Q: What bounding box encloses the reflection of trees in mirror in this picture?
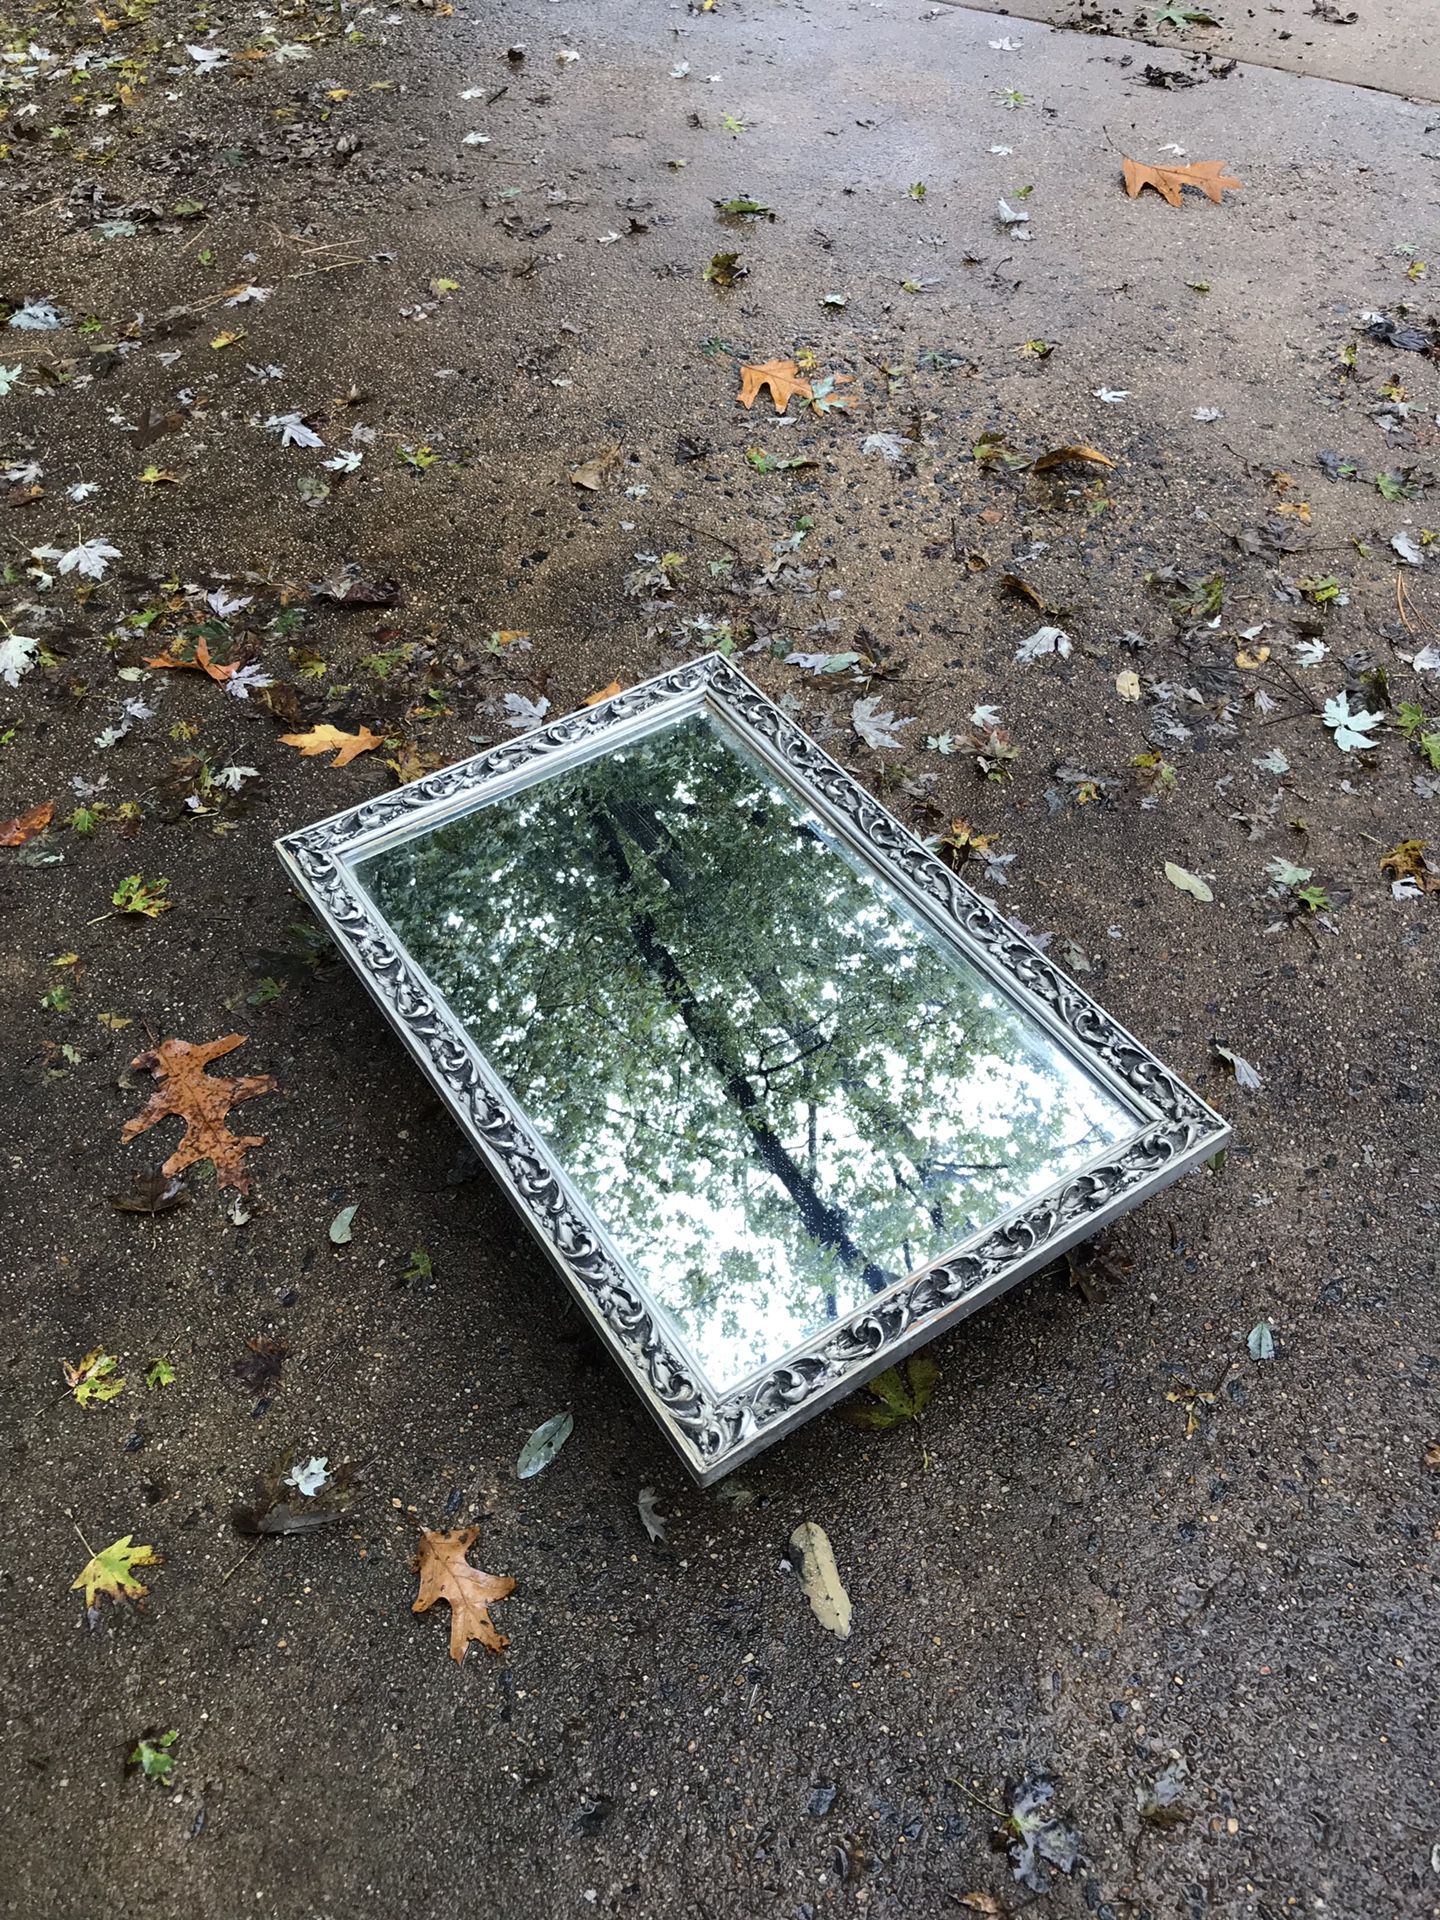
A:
[357,715,1135,1390]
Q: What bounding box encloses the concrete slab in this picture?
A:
[961,0,1440,100]
[3,1,1438,1917]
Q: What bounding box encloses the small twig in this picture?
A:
[218,1536,266,1585]
[64,1508,97,1561]
[946,1775,1008,1822]
[665,516,738,554]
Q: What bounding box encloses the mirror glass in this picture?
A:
[354,712,1138,1392]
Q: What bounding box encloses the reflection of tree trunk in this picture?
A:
[594,809,893,1295]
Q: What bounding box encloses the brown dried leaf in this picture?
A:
[585,679,624,705]
[121,1033,277,1193]
[736,359,813,414]
[233,1334,289,1393]
[279,723,385,767]
[569,446,620,490]
[1380,838,1440,890]
[0,800,55,846]
[412,1526,516,1661]
[1030,445,1116,472]
[1121,156,1243,208]
[109,1169,188,1215]
[313,566,400,608]
[998,573,1047,610]
[143,638,236,684]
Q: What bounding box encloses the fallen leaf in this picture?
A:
[1001,1773,1081,1893]
[145,1357,176,1389]
[412,1526,516,1661]
[313,566,400,608]
[852,695,915,750]
[1137,1757,1193,1827]
[128,1729,180,1787]
[1213,1042,1263,1088]
[637,1485,668,1543]
[63,1349,126,1407]
[233,1333,288,1393]
[703,250,747,287]
[1116,669,1142,701]
[143,638,236,684]
[1015,625,1073,663]
[789,1520,852,1638]
[736,359,813,414]
[1030,445,1115,472]
[585,679,623,705]
[111,874,172,918]
[1164,860,1213,903]
[1121,156,1243,207]
[1381,839,1439,890]
[233,1445,356,1534]
[516,1410,574,1479]
[0,800,55,846]
[329,1202,359,1244]
[1322,693,1383,753]
[1248,1319,1275,1362]
[72,1534,160,1610]
[279,723,385,767]
[841,1355,939,1431]
[121,1033,277,1193]
[569,446,620,489]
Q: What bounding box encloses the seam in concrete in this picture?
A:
[923,0,1440,105]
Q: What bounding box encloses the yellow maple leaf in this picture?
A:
[279,723,385,768]
[72,1534,160,1608]
[62,1350,126,1407]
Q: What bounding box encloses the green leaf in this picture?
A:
[145,1357,176,1389]
[714,196,774,220]
[329,1204,359,1244]
[129,1728,179,1786]
[516,1410,574,1479]
[1376,471,1411,501]
[66,1350,125,1407]
[404,1248,433,1282]
[746,449,817,474]
[842,1355,941,1430]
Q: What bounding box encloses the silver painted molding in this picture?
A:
[276,654,1230,1483]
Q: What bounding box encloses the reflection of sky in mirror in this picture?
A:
[355,713,1139,1392]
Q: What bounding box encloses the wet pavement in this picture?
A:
[3,1,1439,1916]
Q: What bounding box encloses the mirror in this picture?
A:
[353,710,1139,1393]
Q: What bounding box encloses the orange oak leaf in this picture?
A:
[279,723,384,767]
[143,638,238,683]
[412,1527,516,1662]
[121,1034,277,1194]
[1121,156,1242,208]
[0,800,55,846]
[584,679,624,705]
[737,359,813,414]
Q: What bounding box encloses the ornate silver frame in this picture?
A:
[276,654,1229,1483]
